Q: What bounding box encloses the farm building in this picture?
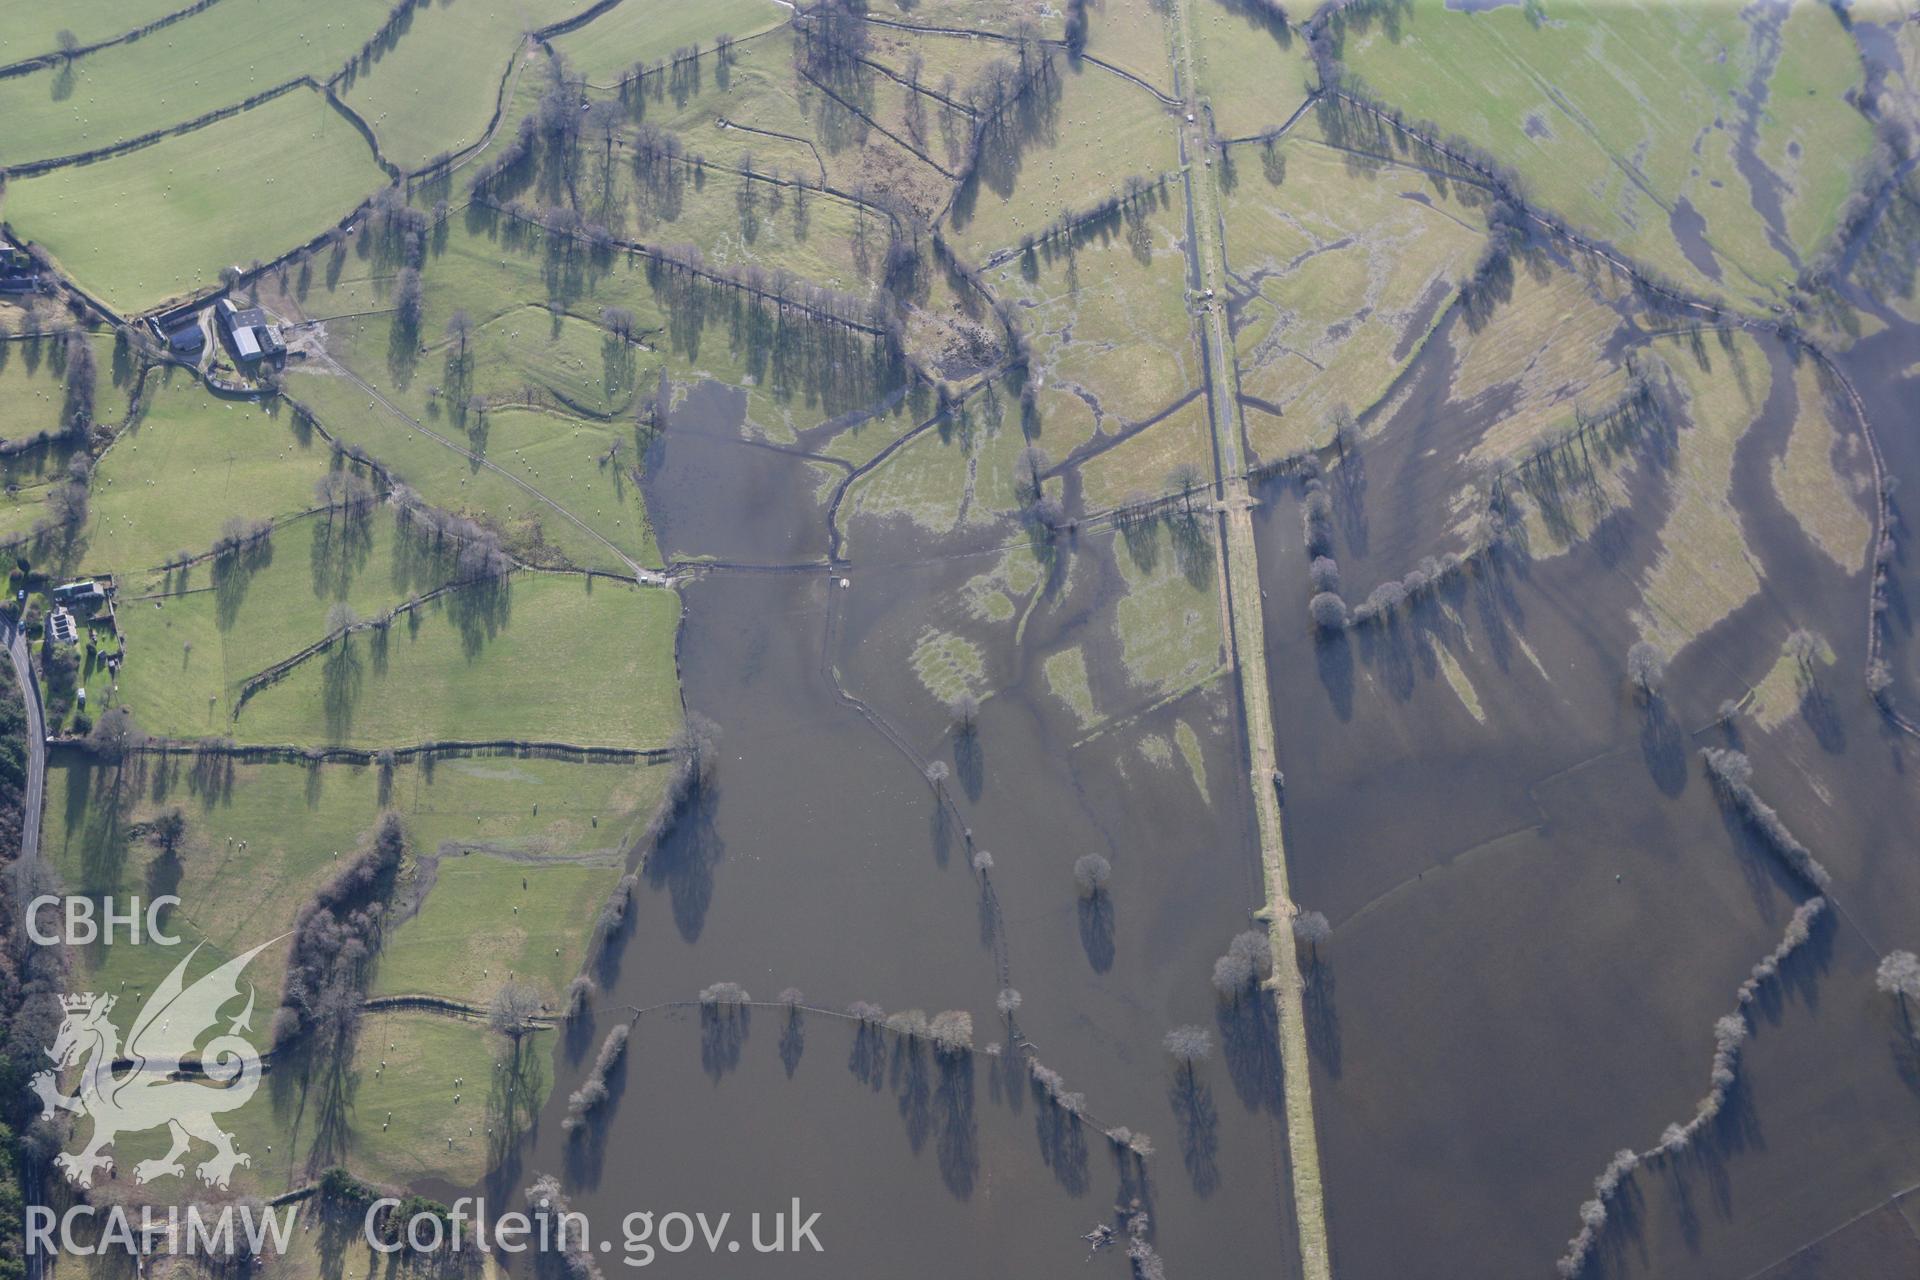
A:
[216,297,284,362]
[162,320,205,357]
[45,607,77,647]
[52,580,106,606]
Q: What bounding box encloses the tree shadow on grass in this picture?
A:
[321,634,365,743]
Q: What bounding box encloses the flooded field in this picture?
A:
[486,380,1302,1275]
[1253,302,1920,1277]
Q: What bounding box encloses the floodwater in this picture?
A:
[1668,197,1724,283]
[483,383,1301,1276]
[642,379,841,566]
[1253,316,1920,1278]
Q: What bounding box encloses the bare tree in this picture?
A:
[1309,592,1349,632]
[1212,929,1273,997]
[601,306,637,342]
[949,692,980,737]
[394,267,424,332]
[1627,640,1666,699]
[62,330,96,435]
[145,807,189,859]
[928,1010,973,1057]
[86,707,146,762]
[445,309,474,360]
[1293,910,1331,952]
[489,981,545,1042]
[1785,628,1821,678]
[1073,852,1111,898]
[1163,1025,1212,1074]
[1878,951,1920,1005]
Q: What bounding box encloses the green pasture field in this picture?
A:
[0,329,133,452]
[989,197,1198,433]
[275,200,902,560]
[1188,0,1314,141]
[1753,0,1880,258]
[1,88,390,314]
[1337,0,1870,302]
[879,0,1061,36]
[839,374,1027,546]
[456,304,649,415]
[43,746,666,1191]
[604,147,873,294]
[1111,516,1225,701]
[945,60,1179,264]
[0,0,189,65]
[43,751,668,1009]
[1772,358,1872,572]
[863,26,1042,115]
[1633,330,1768,655]
[1451,264,1629,465]
[1225,132,1486,457]
[1082,0,1176,99]
[585,31,819,176]
[77,374,334,572]
[287,366,654,574]
[555,0,789,85]
[233,569,681,748]
[1076,398,1213,512]
[109,506,470,737]
[372,847,617,1004]
[339,0,586,170]
[0,0,393,167]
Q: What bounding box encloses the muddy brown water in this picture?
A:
[642,379,843,566]
[475,384,1301,1275]
[1253,321,1920,1278]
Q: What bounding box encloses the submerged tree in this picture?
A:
[1163,1025,1212,1074]
[1626,640,1666,700]
[1878,951,1920,1005]
[949,693,980,737]
[1212,929,1273,998]
[1073,853,1112,898]
[1293,910,1332,952]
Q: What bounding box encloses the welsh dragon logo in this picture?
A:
[31,939,279,1189]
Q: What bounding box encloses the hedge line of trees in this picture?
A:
[1558,896,1825,1277]
[273,812,409,1050]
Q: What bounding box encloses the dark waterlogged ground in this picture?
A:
[1256,302,1920,1278]
[479,380,1302,1277]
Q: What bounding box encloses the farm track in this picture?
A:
[1170,1,1334,1277]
